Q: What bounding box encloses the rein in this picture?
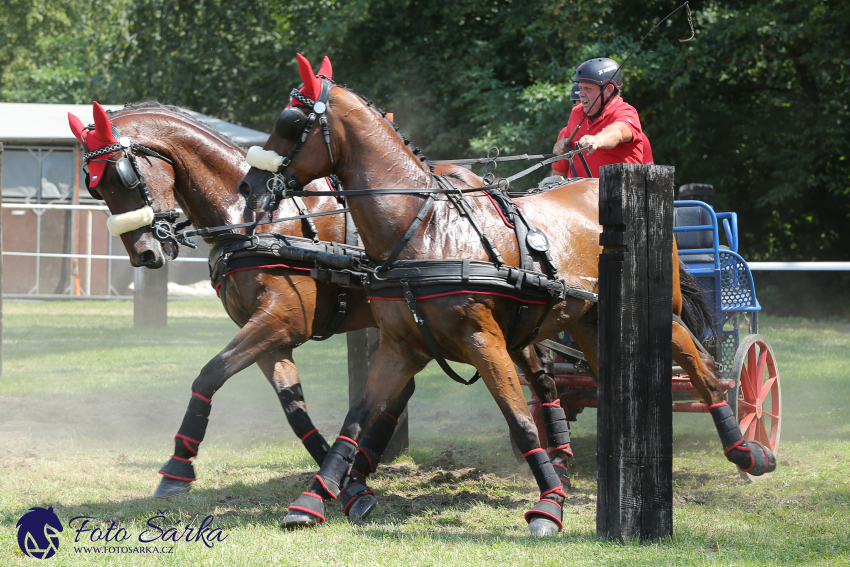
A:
[254,147,589,201]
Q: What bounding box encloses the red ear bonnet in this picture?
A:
[317,56,332,80]
[67,101,119,189]
[295,53,321,104]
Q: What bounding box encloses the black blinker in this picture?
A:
[115,158,140,190]
[275,107,308,141]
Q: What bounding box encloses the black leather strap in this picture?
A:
[439,176,505,267]
[400,280,481,386]
[377,188,436,272]
[291,195,320,241]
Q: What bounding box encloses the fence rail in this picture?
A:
[748,262,850,271]
[1,202,208,297]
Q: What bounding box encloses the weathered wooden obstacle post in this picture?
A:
[0,143,4,378]
[347,327,408,460]
[133,264,168,328]
[597,163,674,541]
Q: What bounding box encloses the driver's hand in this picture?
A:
[578,135,600,155]
[552,137,568,155]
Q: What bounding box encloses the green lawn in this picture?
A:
[1,300,848,566]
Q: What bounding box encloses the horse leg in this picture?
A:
[155,313,303,498]
[457,327,565,537]
[339,377,416,522]
[254,349,330,466]
[673,323,776,476]
[512,345,573,489]
[281,340,426,528]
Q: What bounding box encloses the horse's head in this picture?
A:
[68,102,178,268]
[241,54,345,212]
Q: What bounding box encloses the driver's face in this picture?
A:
[578,82,604,115]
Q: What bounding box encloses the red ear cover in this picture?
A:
[68,112,86,145]
[317,56,332,80]
[91,101,118,147]
[296,53,321,102]
[68,101,119,189]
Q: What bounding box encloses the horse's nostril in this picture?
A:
[239,181,250,198]
[140,250,155,265]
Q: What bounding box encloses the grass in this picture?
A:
[0,299,849,566]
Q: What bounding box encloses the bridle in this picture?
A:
[81,125,195,257]
[257,78,335,212]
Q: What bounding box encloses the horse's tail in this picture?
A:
[678,263,715,348]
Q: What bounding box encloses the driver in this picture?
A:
[551,58,645,178]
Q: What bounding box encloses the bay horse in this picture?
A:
[240,54,776,535]
[67,102,416,519]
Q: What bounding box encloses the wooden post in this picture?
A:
[0,143,4,378]
[133,264,168,328]
[347,327,409,460]
[597,163,674,541]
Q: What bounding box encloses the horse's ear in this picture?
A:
[296,53,321,101]
[68,112,86,144]
[91,101,116,144]
[317,56,332,80]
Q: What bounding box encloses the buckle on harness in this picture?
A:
[401,280,422,325]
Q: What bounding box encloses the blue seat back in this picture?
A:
[673,205,714,250]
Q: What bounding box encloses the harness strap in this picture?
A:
[576,146,593,178]
[510,294,560,352]
[509,199,559,276]
[377,186,437,272]
[539,339,587,362]
[310,290,366,341]
[400,280,481,386]
[291,195,320,241]
[441,177,505,267]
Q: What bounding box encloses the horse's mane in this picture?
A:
[108,101,244,149]
[338,85,434,172]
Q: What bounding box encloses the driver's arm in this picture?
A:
[577,122,634,155]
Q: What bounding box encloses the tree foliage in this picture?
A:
[1,0,848,264]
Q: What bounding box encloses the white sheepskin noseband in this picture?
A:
[106,205,155,236]
[247,146,284,173]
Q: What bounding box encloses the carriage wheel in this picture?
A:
[731,334,781,481]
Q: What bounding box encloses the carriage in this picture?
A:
[522,186,781,477]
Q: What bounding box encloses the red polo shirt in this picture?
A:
[643,134,654,164]
[552,97,644,178]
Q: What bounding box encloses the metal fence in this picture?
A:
[1,202,208,298]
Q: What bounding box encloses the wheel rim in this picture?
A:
[735,336,781,455]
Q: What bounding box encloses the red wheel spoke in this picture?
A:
[756,417,770,446]
[738,412,756,439]
[745,345,761,401]
[739,360,756,402]
[755,345,768,388]
[738,400,756,412]
[759,377,777,404]
[762,410,778,419]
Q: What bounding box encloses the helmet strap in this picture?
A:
[588,83,616,122]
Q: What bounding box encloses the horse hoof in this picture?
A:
[527,517,560,537]
[348,495,377,523]
[280,510,322,530]
[154,477,192,499]
[741,440,777,478]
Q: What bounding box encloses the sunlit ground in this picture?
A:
[0,300,848,566]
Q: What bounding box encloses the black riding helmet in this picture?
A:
[569,82,581,102]
[572,58,623,91]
